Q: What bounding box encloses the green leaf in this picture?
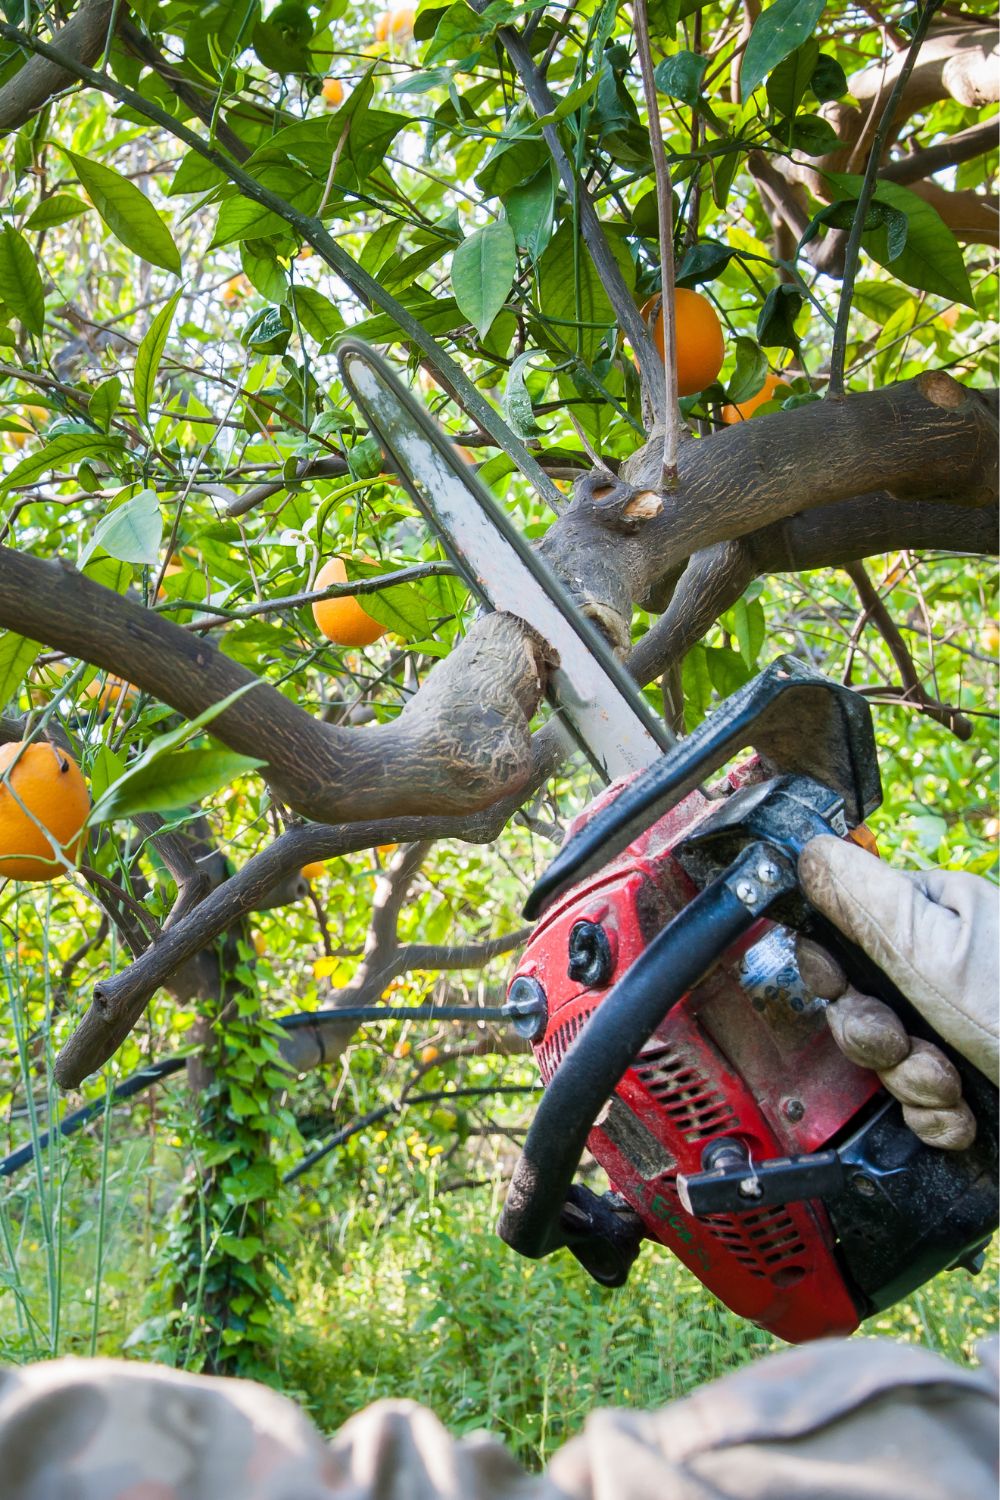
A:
[677,240,733,286]
[25,193,91,230]
[504,351,550,439]
[475,135,549,199]
[810,51,848,102]
[89,745,127,804]
[706,643,751,696]
[0,432,123,496]
[730,596,766,668]
[134,291,182,427]
[451,221,517,339]
[826,174,975,306]
[289,286,345,344]
[765,39,819,117]
[80,489,162,568]
[654,50,708,105]
[536,74,602,124]
[757,284,804,349]
[66,151,181,274]
[741,0,826,98]
[726,337,769,404]
[91,746,266,822]
[217,1234,264,1262]
[89,376,122,432]
[0,632,40,711]
[0,226,44,336]
[538,219,634,364]
[506,167,556,264]
[772,112,839,155]
[348,564,435,640]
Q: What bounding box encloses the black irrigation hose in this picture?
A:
[284,1084,541,1184]
[0,1005,513,1182]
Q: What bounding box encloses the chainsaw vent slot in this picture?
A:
[538,1009,595,1085]
[630,1042,739,1142]
[701,1205,807,1279]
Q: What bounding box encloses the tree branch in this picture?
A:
[0,0,115,132]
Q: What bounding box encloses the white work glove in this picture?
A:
[797,837,999,1151]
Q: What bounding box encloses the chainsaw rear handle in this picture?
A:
[497,840,797,1261]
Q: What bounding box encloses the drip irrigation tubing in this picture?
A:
[0,1004,512,1182]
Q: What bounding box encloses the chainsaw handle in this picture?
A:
[497,841,797,1261]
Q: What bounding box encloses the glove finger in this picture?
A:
[799,837,999,1085]
[902,1099,977,1151]
[879,1037,963,1107]
[795,937,847,1001]
[826,987,910,1070]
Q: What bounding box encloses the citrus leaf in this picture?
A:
[80,489,163,568]
[726,337,769,404]
[0,226,45,336]
[0,432,123,496]
[89,376,122,432]
[741,0,826,98]
[90,747,266,822]
[451,222,517,339]
[504,351,550,438]
[0,632,40,710]
[66,151,181,274]
[134,291,182,426]
[827,173,975,306]
[25,193,91,230]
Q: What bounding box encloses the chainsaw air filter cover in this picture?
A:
[507,764,998,1343]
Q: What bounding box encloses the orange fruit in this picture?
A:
[312,557,386,648]
[420,1045,440,1064]
[393,1040,412,1058]
[640,289,725,397]
[0,741,90,882]
[377,843,398,856]
[980,622,1000,656]
[721,371,787,424]
[321,77,344,107]
[375,6,414,39]
[85,675,136,713]
[9,405,48,447]
[222,274,251,307]
[300,861,326,880]
[252,931,267,956]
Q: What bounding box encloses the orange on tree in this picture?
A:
[312,557,386,648]
[375,7,415,40]
[980,621,1000,656]
[0,741,90,882]
[300,860,326,880]
[420,1045,440,1064]
[85,675,136,713]
[321,77,344,107]
[721,371,788,424]
[640,288,725,397]
[9,405,48,447]
[221,274,251,307]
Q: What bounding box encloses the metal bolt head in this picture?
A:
[735,879,756,904]
[852,1172,877,1198]
[757,860,781,885]
[502,975,548,1041]
[782,1097,805,1122]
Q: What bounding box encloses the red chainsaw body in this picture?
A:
[511,766,882,1342]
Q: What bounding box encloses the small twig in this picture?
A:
[828,0,944,398]
[634,0,681,485]
[844,560,974,739]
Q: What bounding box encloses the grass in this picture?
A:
[1,1148,996,1467]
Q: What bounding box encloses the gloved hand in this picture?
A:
[797,836,999,1152]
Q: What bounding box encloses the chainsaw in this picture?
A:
[338,340,998,1344]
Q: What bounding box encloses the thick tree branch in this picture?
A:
[0,0,114,132]
[881,119,999,183]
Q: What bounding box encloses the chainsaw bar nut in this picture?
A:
[502,976,548,1041]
